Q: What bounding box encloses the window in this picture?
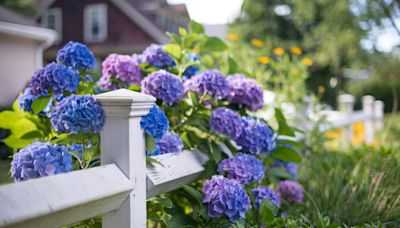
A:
[84,4,107,43]
[42,8,62,43]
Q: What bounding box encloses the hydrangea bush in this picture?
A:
[0,21,305,227]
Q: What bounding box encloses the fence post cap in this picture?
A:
[338,94,355,103]
[95,89,156,104]
[362,95,375,103]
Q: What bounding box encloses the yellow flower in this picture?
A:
[251,38,264,48]
[302,57,313,66]
[291,47,302,55]
[318,85,326,93]
[273,47,285,56]
[325,129,342,139]
[290,68,301,76]
[227,33,239,41]
[258,56,270,64]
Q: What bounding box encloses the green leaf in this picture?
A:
[278,139,305,149]
[178,27,187,36]
[209,140,222,163]
[189,91,198,105]
[19,130,42,140]
[270,167,293,179]
[0,111,21,129]
[146,135,157,154]
[228,57,239,74]
[182,185,203,205]
[31,96,51,114]
[201,37,228,52]
[146,156,164,168]
[274,108,295,137]
[201,54,214,67]
[167,32,181,44]
[272,146,302,163]
[167,212,197,227]
[259,200,278,224]
[189,20,204,33]
[163,44,182,60]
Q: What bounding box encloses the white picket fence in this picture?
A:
[0,89,207,228]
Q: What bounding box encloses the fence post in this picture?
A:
[95,89,156,228]
[338,94,355,149]
[362,95,375,144]
[374,100,385,130]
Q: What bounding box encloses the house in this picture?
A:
[0,6,56,108]
[35,0,190,59]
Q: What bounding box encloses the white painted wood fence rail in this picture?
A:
[0,89,207,228]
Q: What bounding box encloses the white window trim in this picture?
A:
[41,8,62,44]
[84,4,107,43]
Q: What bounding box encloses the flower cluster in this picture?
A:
[141,44,176,69]
[218,153,264,185]
[157,131,183,154]
[273,160,298,178]
[227,74,264,111]
[18,88,49,113]
[28,63,80,96]
[210,107,242,140]
[140,105,169,141]
[51,95,105,133]
[141,70,184,105]
[185,70,230,100]
[276,180,304,203]
[202,175,250,222]
[99,54,142,89]
[10,142,73,181]
[56,41,95,70]
[251,186,281,209]
[235,116,276,154]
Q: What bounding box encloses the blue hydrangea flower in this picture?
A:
[18,88,46,112]
[29,62,80,96]
[10,142,73,181]
[227,74,264,111]
[218,153,264,185]
[210,107,242,140]
[56,41,95,70]
[272,160,298,178]
[141,70,184,105]
[182,53,201,79]
[157,131,183,154]
[234,116,276,154]
[146,145,161,157]
[185,69,230,100]
[140,105,169,141]
[251,186,281,209]
[276,180,304,203]
[202,175,251,222]
[141,44,176,69]
[51,95,105,134]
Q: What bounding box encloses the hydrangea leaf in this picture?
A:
[163,44,182,60]
[31,96,51,114]
[201,37,228,52]
[189,20,205,34]
[259,200,278,224]
[274,108,295,137]
[278,139,305,149]
[272,146,302,163]
[19,130,43,140]
[182,184,203,205]
[0,111,21,129]
[3,117,38,149]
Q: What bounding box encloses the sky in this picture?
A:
[167,0,399,52]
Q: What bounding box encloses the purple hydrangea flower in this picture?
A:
[227,74,264,111]
[11,142,73,181]
[252,186,281,209]
[202,175,251,222]
[218,153,264,185]
[51,95,105,134]
[276,180,304,204]
[141,44,176,68]
[100,54,142,88]
[157,131,183,154]
[272,160,298,178]
[28,63,80,96]
[210,107,242,139]
[140,105,169,141]
[56,41,95,70]
[234,116,276,154]
[141,70,184,105]
[185,69,230,100]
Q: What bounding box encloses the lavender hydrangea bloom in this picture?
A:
[185,70,230,100]
[141,70,184,105]
[272,160,298,178]
[157,131,183,154]
[29,63,80,96]
[140,105,169,141]
[252,186,281,209]
[235,116,276,154]
[11,142,73,181]
[56,41,95,70]
[202,175,251,222]
[141,44,175,68]
[227,74,264,111]
[210,107,242,139]
[51,95,105,134]
[276,180,304,203]
[218,153,264,185]
[101,54,142,86]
